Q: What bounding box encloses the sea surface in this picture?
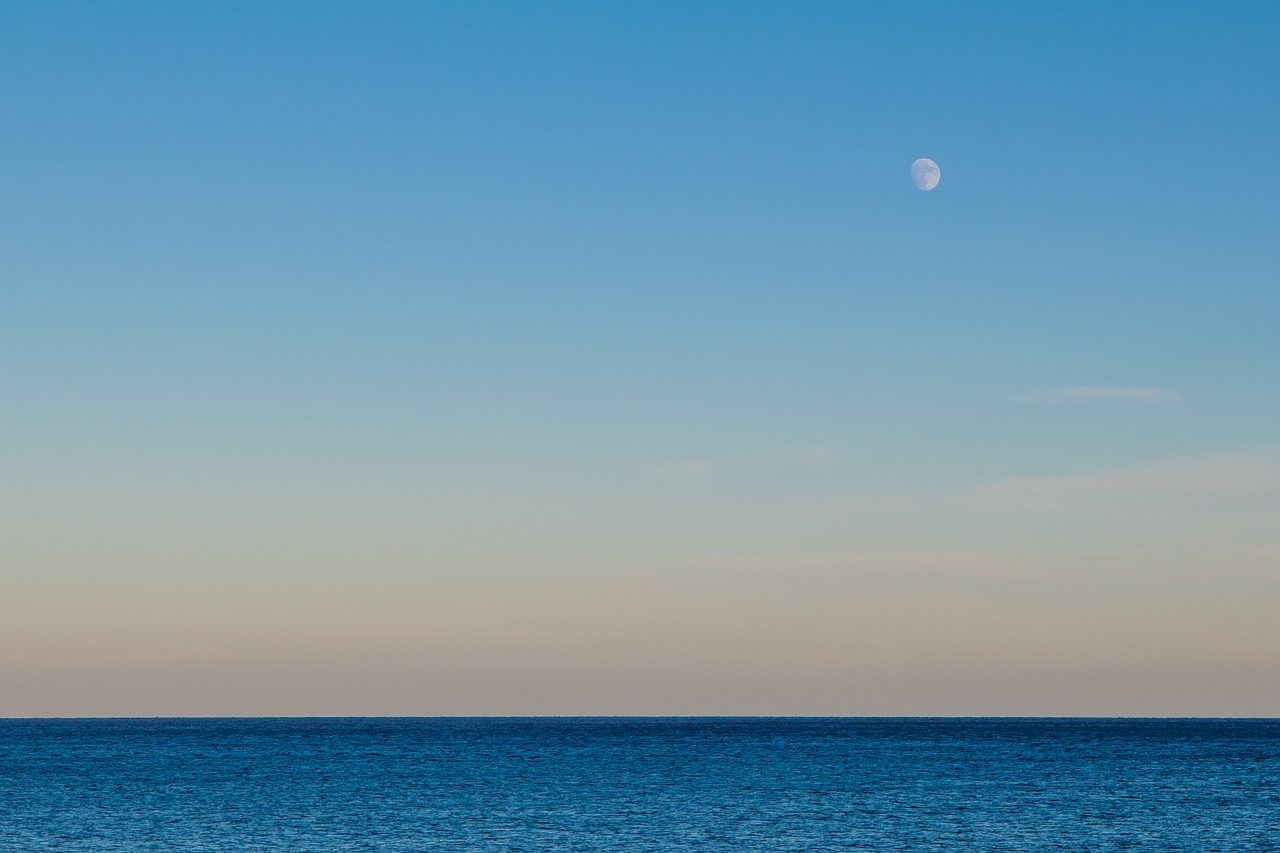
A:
[0,717,1276,852]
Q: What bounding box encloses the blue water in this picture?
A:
[1,718,1276,851]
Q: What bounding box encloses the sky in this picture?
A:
[2,1,1277,716]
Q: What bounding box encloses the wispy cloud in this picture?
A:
[681,550,1036,583]
[781,446,838,468]
[1020,386,1179,404]
[648,460,712,481]
[959,449,1280,512]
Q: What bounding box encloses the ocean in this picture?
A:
[1,717,1276,851]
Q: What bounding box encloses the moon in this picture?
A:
[911,158,940,191]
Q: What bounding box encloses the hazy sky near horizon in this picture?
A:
[2,1,1277,716]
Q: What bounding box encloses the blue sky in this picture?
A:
[2,2,1277,715]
